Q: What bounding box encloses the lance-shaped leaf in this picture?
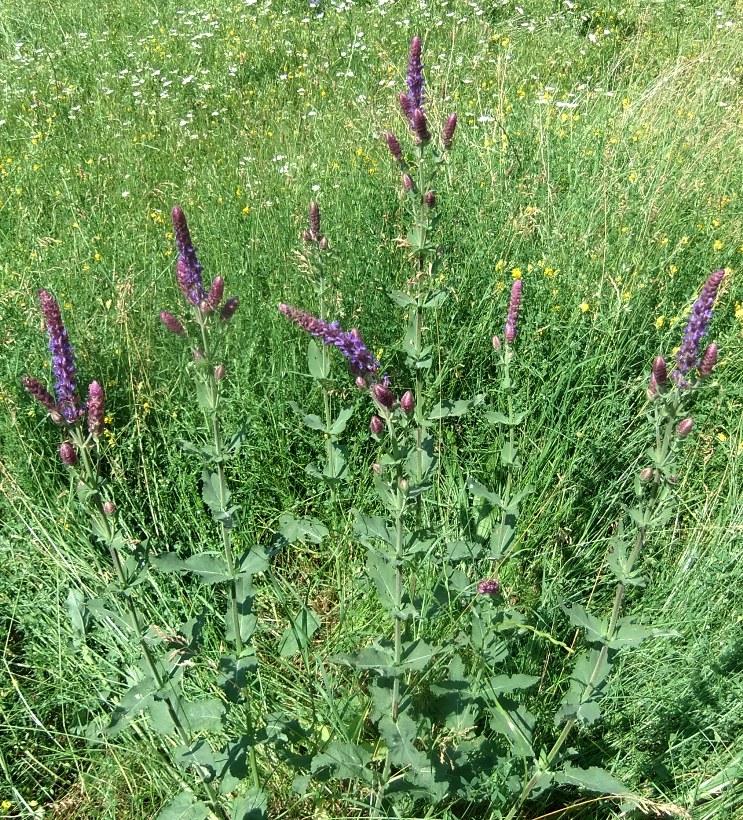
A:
[218,652,257,702]
[306,338,330,380]
[278,607,321,657]
[467,478,503,508]
[488,698,535,759]
[323,440,348,481]
[328,406,354,436]
[444,539,486,562]
[406,435,435,484]
[201,469,239,528]
[489,515,516,562]
[367,553,398,617]
[332,643,396,673]
[106,675,157,735]
[311,741,375,784]
[389,289,417,308]
[226,573,257,644]
[399,639,435,671]
[608,616,680,650]
[182,552,230,585]
[429,654,479,733]
[484,409,528,426]
[237,545,269,576]
[488,674,540,695]
[607,535,646,587]
[373,472,401,513]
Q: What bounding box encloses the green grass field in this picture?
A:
[1,0,741,817]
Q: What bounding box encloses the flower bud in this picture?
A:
[199,298,214,316]
[370,414,384,435]
[698,343,718,378]
[302,229,313,243]
[424,190,436,209]
[441,113,458,149]
[193,348,204,362]
[492,335,502,350]
[103,500,116,516]
[355,376,367,390]
[667,474,678,485]
[214,364,226,380]
[647,373,660,400]
[652,356,669,389]
[160,311,185,336]
[386,131,403,163]
[372,462,382,474]
[220,297,239,322]
[318,237,329,251]
[371,382,396,409]
[398,478,409,494]
[207,276,224,310]
[676,417,694,438]
[86,381,105,438]
[477,578,501,595]
[412,108,431,144]
[59,441,77,467]
[402,173,414,192]
[639,467,655,482]
[401,390,415,414]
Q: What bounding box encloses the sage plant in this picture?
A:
[502,269,728,817]
[23,291,232,819]
[385,35,459,524]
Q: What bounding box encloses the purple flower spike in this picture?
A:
[504,279,523,344]
[59,441,78,467]
[399,92,414,122]
[87,381,105,438]
[309,201,321,241]
[279,304,380,380]
[674,269,725,379]
[441,113,458,149]
[172,206,207,306]
[477,579,501,595]
[38,290,84,423]
[406,36,424,113]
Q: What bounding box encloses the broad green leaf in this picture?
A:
[467,478,503,507]
[150,552,188,574]
[488,674,539,694]
[367,554,398,615]
[429,395,484,419]
[389,289,416,308]
[423,288,448,309]
[183,698,227,733]
[332,643,395,672]
[406,436,435,483]
[178,439,217,461]
[311,742,374,784]
[444,539,485,561]
[379,714,439,788]
[555,648,610,726]
[148,696,182,736]
[237,545,269,576]
[156,791,209,820]
[323,440,348,480]
[195,380,215,411]
[307,338,330,380]
[489,516,516,561]
[555,765,629,795]
[352,511,396,547]
[106,675,156,734]
[231,788,268,820]
[563,603,606,643]
[287,401,326,431]
[278,608,321,657]
[226,573,257,644]
[173,739,218,778]
[489,699,535,758]
[500,440,518,467]
[201,469,230,514]
[609,618,679,649]
[66,588,88,643]
[328,406,354,436]
[183,553,230,585]
[399,639,435,671]
[278,513,328,545]
[218,653,257,701]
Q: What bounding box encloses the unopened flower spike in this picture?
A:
[504,279,523,344]
[87,381,105,438]
[279,304,380,380]
[441,113,458,149]
[172,206,207,306]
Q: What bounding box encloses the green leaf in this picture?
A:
[429,395,484,419]
[378,713,439,788]
[156,791,209,820]
[555,648,611,726]
[406,436,435,484]
[195,380,215,412]
[183,553,230,585]
[444,539,485,561]
[201,469,230,515]
[237,545,269,576]
[66,588,88,643]
[423,289,449,309]
[555,765,629,795]
[278,513,328,545]
[367,554,398,616]
[500,440,518,467]
[389,289,417,308]
[323,440,348,480]
[609,618,679,649]
[106,676,157,735]
[148,696,182,736]
[332,644,395,672]
[150,552,188,574]
[328,406,354,436]
[178,439,217,461]
[183,698,227,733]
[218,653,258,702]
[373,472,400,512]
[352,511,396,547]
[485,409,528,426]
[311,742,374,784]
[488,674,540,694]
[230,789,267,820]
[399,639,435,671]
[467,478,503,508]
[563,603,606,643]
[278,608,321,657]
[489,516,516,561]
[173,739,219,778]
[307,338,330,380]
[226,574,257,644]
[488,700,535,759]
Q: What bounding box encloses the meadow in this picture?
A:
[0,0,741,817]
